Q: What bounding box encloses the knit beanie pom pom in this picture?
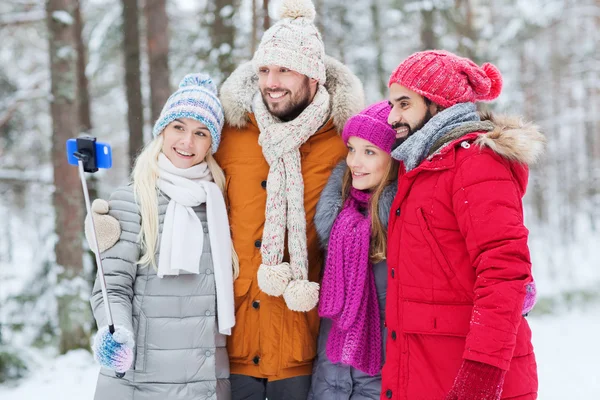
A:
[178,73,218,96]
[279,0,316,22]
[283,279,320,312]
[480,62,503,101]
[257,263,292,296]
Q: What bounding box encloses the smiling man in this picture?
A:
[388,85,438,150]
[214,0,364,398]
[383,50,542,400]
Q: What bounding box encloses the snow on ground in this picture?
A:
[0,349,99,400]
[0,305,599,399]
[529,304,600,399]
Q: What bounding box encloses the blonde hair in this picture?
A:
[340,157,399,264]
[132,135,239,279]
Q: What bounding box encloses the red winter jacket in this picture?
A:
[382,116,544,400]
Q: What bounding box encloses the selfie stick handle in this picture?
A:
[76,157,125,379]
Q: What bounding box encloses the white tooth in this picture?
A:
[176,149,192,156]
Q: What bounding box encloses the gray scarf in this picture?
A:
[391,102,480,171]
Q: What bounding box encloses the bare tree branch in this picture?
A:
[0,168,53,184]
[0,9,45,28]
[0,101,21,130]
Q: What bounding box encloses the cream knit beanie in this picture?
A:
[252,0,326,85]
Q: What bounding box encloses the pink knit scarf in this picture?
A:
[318,187,382,376]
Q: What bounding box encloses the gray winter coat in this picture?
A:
[308,161,396,400]
[90,185,230,400]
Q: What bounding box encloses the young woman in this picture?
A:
[89,73,237,400]
[308,102,399,400]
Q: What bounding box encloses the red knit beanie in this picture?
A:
[388,50,503,108]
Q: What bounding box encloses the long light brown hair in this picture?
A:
[132,134,239,279]
[340,158,399,263]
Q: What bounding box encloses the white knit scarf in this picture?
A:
[253,85,331,312]
[156,153,235,335]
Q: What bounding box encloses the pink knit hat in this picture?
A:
[388,50,503,108]
[342,101,396,154]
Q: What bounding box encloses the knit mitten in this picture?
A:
[85,199,121,254]
[522,279,537,315]
[92,325,135,373]
[445,360,506,400]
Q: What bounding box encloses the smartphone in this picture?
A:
[66,137,112,170]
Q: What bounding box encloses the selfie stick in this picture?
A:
[73,143,125,379]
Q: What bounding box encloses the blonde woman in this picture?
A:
[89,74,237,400]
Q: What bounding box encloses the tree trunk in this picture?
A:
[550,22,568,240]
[144,0,170,124]
[520,43,546,224]
[210,0,237,78]
[335,4,348,64]
[251,0,258,55]
[370,0,386,97]
[46,0,90,354]
[74,0,99,286]
[74,0,91,135]
[263,0,270,32]
[420,8,437,50]
[455,0,477,61]
[591,0,600,231]
[122,0,144,171]
[314,0,325,39]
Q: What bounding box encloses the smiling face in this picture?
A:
[388,83,438,148]
[346,136,392,191]
[161,118,212,169]
[257,64,318,121]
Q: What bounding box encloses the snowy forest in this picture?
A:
[0,0,598,398]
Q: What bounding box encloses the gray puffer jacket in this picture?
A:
[90,185,230,400]
[308,161,396,400]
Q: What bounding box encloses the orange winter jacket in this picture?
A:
[214,57,364,380]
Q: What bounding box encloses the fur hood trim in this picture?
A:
[219,55,365,132]
[475,112,546,165]
[314,161,397,249]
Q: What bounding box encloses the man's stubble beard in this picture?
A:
[391,108,434,150]
[261,77,312,122]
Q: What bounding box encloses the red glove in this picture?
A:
[445,360,507,400]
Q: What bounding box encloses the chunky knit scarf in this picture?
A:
[253,85,331,312]
[318,187,381,375]
[391,102,480,171]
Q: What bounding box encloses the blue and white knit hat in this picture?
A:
[152,73,225,154]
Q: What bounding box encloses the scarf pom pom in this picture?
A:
[257,263,292,296]
[284,279,320,312]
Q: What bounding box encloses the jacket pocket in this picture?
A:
[228,278,252,360]
[289,309,319,365]
[402,300,471,337]
[402,301,471,399]
[416,208,471,295]
[132,311,148,372]
[233,278,252,311]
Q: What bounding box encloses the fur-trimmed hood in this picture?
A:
[219,55,365,132]
[314,161,397,249]
[432,112,546,165]
[474,112,546,165]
